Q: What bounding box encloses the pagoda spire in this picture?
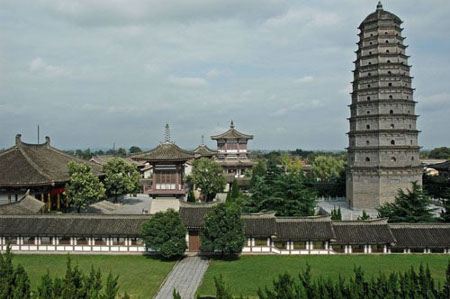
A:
[230,120,234,129]
[201,135,205,145]
[376,1,383,11]
[164,124,171,143]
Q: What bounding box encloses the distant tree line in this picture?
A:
[207,263,450,299]
[64,146,143,160]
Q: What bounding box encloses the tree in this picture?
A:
[103,272,119,299]
[0,245,31,298]
[116,148,127,157]
[103,158,141,202]
[66,161,106,213]
[141,209,187,258]
[191,158,226,201]
[172,289,182,299]
[311,155,345,182]
[280,154,303,175]
[331,206,342,220]
[358,210,370,220]
[200,202,245,255]
[128,146,142,154]
[187,189,196,203]
[440,187,450,222]
[214,275,233,299]
[428,147,450,159]
[227,178,240,203]
[377,182,436,223]
[249,160,266,189]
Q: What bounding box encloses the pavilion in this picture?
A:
[0,134,102,211]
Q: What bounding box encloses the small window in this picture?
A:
[367,96,371,101]
[369,51,372,55]
[368,84,371,88]
[367,111,370,114]
[388,71,392,74]
[366,125,370,129]
[406,96,409,99]
[387,60,391,63]
[390,124,395,129]
[407,110,410,114]
[385,40,389,43]
[390,110,394,114]
[368,72,371,76]
[388,83,392,86]
[391,140,395,145]
[366,140,370,145]
[370,42,373,45]
[369,62,372,65]
[391,157,397,162]
[411,156,415,161]
[365,157,371,162]
[386,50,390,53]
[409,124,412,129]
[410,140,413,145]
[385,32,388,35]
[370,34,373,37]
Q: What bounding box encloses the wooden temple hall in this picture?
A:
[1,207,450,255]
[0,134,102,211]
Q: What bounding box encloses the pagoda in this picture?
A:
[211,121,255,187]
[193,136,217,159]
[131,124,194,198]
[346,2,422,209]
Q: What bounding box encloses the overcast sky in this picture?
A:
[1,0,449,151]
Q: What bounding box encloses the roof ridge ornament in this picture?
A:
[230,120,234,129]
[201,135,205,145]
[15,134,22,146]
[376,1,383,11]
[164,124,171,143]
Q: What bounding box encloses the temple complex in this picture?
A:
[211,121,255,187]
[346,2,422,209]
[131,125,194,198]
[0,134,102,210]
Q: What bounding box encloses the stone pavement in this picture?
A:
[155,256,209,299]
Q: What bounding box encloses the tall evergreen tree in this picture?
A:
[377,182,436,222]
[228,178,240,202]
[440,187,450,222]
[103,272,119,299]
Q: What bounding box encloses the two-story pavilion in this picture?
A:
[131,125,194,198]
[211,121,255,187]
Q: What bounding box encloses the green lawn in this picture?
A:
[13,254,176,298]
[197,255,450,297]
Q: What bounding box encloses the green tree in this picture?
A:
[128,146,142,154]
[377,182,436,223]
[200,202,245,255]
[103,158,141,202]
[116,148,127,157]
[141,209,187,258]
[0,246,31,299]
[280,154,303,175]
[102,272,119,299]
[358,210,370,220]
[312,155,345,182]
[331,206,342,221]
[214,275,233,299]
[65,161,106,213]
[187,189,196,203]
[172,289,182,299]
[227,178,240,203]
[441,187,450,222]
[249,160,266,188]
[428,147,450,159]
[192,158,226,201]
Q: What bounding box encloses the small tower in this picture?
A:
[164,124,171,143]
[346,2,422,209]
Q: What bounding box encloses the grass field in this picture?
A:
[13,254,176,298]
[197,255,450,297]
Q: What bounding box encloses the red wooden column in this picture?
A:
[152,163,157,191]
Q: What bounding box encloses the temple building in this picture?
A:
[131,125,194,198]
[346,2,422,209]
[192,136,217,159]
[211,121,255,188]
[0,134,102,210]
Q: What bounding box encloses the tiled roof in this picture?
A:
[243,213,277,237]
[131,142,194,162]
[361,3,401,25]
[179,203,216,228]
[428,160,450,171]
[275,216,336,241]
[390,223,450,249]
[0,192,45,215]
[211,122,253,140]
[90,155,140,166]
[193,145,217,158]
[0,214,149,237]
[332,219,396,245]
[0,135,102,187]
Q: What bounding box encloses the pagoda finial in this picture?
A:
[230,120,234,129]
[164,124,171,143]
[376,1,383,11]
[201,135,205,145]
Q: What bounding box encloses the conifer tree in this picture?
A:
[187,189,196,203]
[103,272,119,299]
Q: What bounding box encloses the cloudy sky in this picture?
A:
[1,0,449,151]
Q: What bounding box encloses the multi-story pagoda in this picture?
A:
[346,2,422,209]
[211,121,255,186]
[0,134,102,210]
[193,136,217,159]
[132,125,194,198]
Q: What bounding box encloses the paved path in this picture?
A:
[155,256,209,299]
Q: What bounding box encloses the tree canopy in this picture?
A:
[377,182,436,223]
[200,202,246,256]
[428,147,450,159]
[191,158,226,201]
[141,209,187,258]
[128,146,142,154]
[66,161,106,212]
[102,158,141,202]
[311,155,345,182]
